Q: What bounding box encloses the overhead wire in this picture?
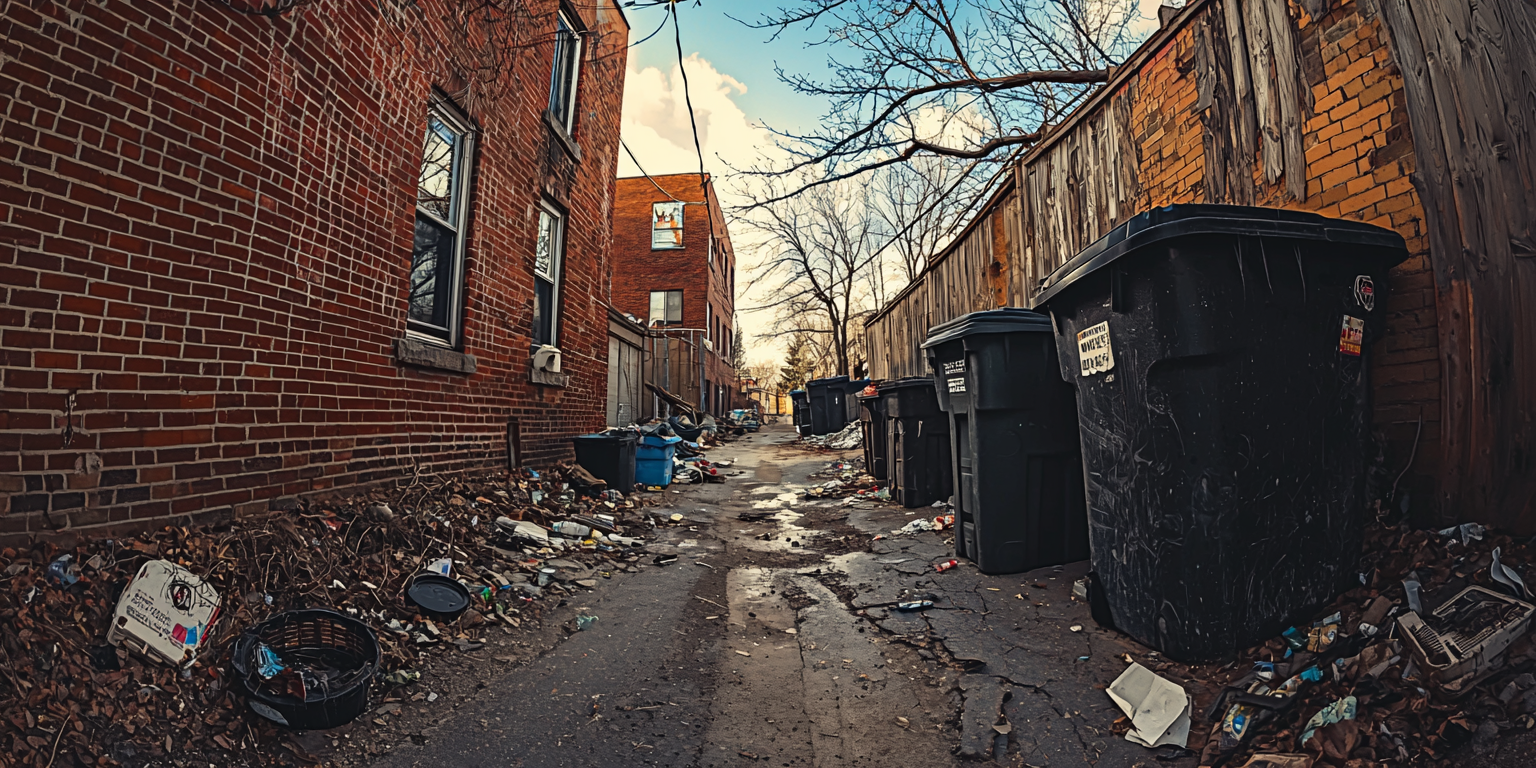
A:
[668,0,718,240]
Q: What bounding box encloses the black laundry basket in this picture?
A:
[923,309,1089,573]
[233,609,381,730]
[1033,204,1409,661]
[881,377,952,508]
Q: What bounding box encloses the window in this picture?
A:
[649,290,682,325]
[533,202,565,346]
[708,235,714,269]
[548,10,582,133]
[409,102,475,344]
[652,201,684,249]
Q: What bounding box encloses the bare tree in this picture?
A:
[735,0,1141,201]
[870,156,980,284]
[742,176,886,377]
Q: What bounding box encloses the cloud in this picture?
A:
[619,53,773,182]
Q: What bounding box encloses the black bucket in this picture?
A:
[232,609,381,730]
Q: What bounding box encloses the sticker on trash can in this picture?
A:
[1339,315,1364,356]
[1077,321,1115,376]
[943,360,966,393]
[1353,275,1375,311]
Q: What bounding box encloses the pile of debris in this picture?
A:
[0,465,672,767]
[1110,517,1536,767]
[800,421,862,450]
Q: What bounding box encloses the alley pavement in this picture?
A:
[363,423,1193,767]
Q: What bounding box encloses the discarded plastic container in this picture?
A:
[636,434,683,487]
[232,609,380,729]
[923,308,1089,574]
[1397,585,1536,697]
[790,390,811,436]
[858,389,889,483]
[405,573,472,621]
[881,377,952,508]
[109,559,223,666]
[1033,204,1408,661]
[571,432,637,493]
[806,376,851,435]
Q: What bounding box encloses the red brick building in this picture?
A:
[611,173,741,416]
[0,0,631,540]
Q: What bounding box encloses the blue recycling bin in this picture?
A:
[636,434,683,487]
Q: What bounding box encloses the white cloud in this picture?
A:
[620,52,788,367]
[619,53,773,181]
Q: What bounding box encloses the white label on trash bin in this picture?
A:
[1077,321,1115,376]
[943,360,966,393]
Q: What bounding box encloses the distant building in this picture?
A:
[610,173,741,417]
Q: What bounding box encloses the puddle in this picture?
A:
[750,492,800,510]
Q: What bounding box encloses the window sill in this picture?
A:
[543,110,582,163]
[396,336,477,375]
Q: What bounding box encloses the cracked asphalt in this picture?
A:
[366,423,1198,767]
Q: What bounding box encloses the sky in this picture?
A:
[616,0,1170,370]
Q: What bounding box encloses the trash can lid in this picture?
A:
[921,308,1052,348]
[640,434,683,446]
[573,432,638,443]
[880,376,936,391]
[1033,204,1409,307]
[807,375,850,388]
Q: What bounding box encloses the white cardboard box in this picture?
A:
[108,560,222,667]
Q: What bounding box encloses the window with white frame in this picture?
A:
[409,101,475,344]
[548,9,582,133]
[649,290,682,325]
[533,202,565,347]
[652,201,683,249]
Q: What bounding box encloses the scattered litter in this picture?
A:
[735,650,752,657]
[108,560,222,667]
[1397,585,1535,696]
[1299,696,1357,746]
[1107,663,1191,749]
[576,615,598,631]
[935,559,959,573]
[1492,546,1529,599]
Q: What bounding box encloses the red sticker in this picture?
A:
[1339,316,1364,356]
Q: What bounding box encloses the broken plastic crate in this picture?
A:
[1397,585,1536,697]
[108,559,222,667]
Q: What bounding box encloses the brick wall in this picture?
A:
[611,173,739,413]
[0,0,630,541]
[1131,0,1439,511]
[1016,0,1441,512]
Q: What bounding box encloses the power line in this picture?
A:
[668,1,717,240]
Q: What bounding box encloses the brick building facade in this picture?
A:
[0,0,631,540]
[611,173,741,415]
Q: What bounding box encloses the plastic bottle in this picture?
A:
[552,521,592,537]
[935,559,959,573]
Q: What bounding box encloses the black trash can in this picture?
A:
[923,309,1089,573]
[843,378,871,425]
[1033,204,1408,661]
[858,385,888,483]
[790,389,810,435]
[806,376,850,435]
[882,377,953,508]
[571,432,637,492]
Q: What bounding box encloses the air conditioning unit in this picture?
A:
[532,345,562,373]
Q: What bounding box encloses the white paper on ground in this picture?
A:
[1491,547,1529,599]
[1107,662,1192,748]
